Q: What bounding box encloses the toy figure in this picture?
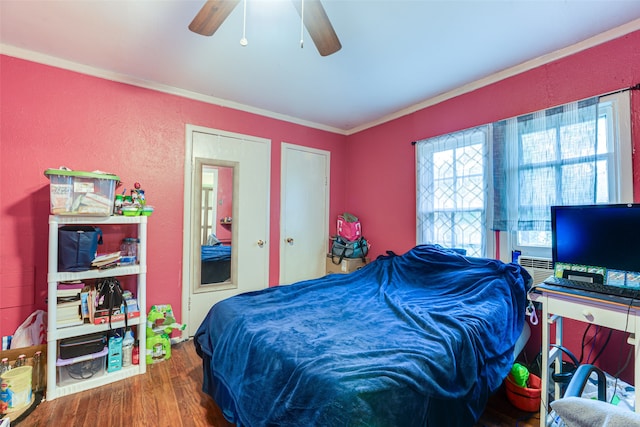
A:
[130,182,146,206]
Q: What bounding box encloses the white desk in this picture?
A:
[529,287,640,427]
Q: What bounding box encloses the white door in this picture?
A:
[280,143,329,285]
[182,125,270,337]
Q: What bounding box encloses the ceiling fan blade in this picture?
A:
[189,0,241,36]
[291,0,342,56]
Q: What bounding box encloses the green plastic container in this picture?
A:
[145,334,171,365]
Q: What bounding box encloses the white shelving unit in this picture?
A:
[46,215,147,400]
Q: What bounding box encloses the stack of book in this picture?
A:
[57,282,84,327]
[91,251,121,269]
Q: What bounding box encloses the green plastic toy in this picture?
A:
[511,362,530,387]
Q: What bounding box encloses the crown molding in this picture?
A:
[2,17,639,137]
[346,18,640,135]
[0,44,348,136]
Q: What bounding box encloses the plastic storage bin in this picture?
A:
[44,169,119,216]
[56,347,108,386]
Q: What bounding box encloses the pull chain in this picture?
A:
[299,0,304,48]
[240,0,248,46]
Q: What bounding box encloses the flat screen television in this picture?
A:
[551,203,640,274]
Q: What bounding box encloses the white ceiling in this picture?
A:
[2,1,640,133]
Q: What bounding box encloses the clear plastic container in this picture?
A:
[120,238,138,265]
[44,169,119,216]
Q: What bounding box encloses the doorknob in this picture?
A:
[286,237,294,244]
[257,240,265,247]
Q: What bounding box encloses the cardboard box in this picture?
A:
[44,169,119,216]
[326,254,368,274]
[0,344,47,392]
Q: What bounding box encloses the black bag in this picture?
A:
[58,226,103,272]
[331,236,369,264]
[59,332,106,359]
[96,277,127,329]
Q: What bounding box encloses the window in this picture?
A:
[416,126,490,257]
[416,91,631,259]
[503,93,632,258]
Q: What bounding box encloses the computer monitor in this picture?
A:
[551,203,640,274]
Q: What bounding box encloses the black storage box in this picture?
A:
[59,333,106,360]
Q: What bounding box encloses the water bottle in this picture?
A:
[132,341,140,365]
[14,354,26,368]
[122,329,135,367]
[0,357,9,375]
[33,351,42,391]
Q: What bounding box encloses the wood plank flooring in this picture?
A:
[17,340,540,426]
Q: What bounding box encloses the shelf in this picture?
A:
[53,364,143,399]
[51,315,146,341]
[48,264,144,282]
[47,213,147,400]
[49,215,147,225]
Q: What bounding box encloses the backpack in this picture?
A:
[96,277,127,329]
[337,214,362,241]
[331,236,369,265]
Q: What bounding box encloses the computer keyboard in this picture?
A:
[543,275,640,300]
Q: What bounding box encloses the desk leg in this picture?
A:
[553,317,563,403]
[636,338,640,414]
[540,305,564,426]
[541,300,550,427]
[633,317,640,414]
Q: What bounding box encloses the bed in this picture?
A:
[194,245,531,426]
[201,244,231,283]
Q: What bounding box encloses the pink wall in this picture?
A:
[2,29,639,383]
[346,30,640,258]
[346,30,640,382]
[0,55,347,338]
[215,166,233,244]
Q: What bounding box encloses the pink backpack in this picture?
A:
[337,214,361,241]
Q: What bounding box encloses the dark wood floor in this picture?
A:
[17,340,540,426]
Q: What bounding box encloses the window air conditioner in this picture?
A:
[518,256,553,285]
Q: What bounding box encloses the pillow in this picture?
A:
[550,396,640,427]
[206,233,221,246]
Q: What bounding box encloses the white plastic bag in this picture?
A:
[10,310,47,349]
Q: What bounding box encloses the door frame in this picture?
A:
[279,142,330,284]
[182,124,271,338]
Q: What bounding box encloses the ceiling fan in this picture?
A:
[189,0,342,56]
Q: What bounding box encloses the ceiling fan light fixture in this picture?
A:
[189,0,341,56]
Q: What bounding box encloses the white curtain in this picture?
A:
[492,98,600,232]
[416,126,490,257]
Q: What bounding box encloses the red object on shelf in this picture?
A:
[93,311,140,325]
[132,342,140,365]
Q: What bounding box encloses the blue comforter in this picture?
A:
[201,245,231,262]
[195,245,531,426]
